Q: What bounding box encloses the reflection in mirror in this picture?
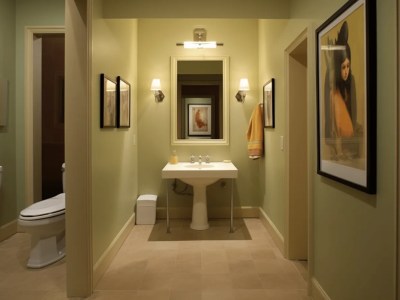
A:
[171,57,229,145]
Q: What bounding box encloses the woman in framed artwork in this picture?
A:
[324,21,361,161]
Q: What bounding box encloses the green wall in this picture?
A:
[0,0,16,229]
[91,2,139,264]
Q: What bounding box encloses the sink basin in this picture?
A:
[162,161,238,230]
[162,162,238,179]
[184,163,214,169]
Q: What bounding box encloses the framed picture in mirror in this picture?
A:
[187,104,212,137]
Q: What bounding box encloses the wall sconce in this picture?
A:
[150,79,165,102]
[235,78,250,102]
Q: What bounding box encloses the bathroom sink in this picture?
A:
[162,162,238,179]
[162,161,238,230]
[184,163,214,169]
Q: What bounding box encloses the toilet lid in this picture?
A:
[20,193,65,220]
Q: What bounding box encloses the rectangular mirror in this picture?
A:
[171,56,229,145]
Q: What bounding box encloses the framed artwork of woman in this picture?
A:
[316,0,376,194]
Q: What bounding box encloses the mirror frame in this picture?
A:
[171,56,230,145]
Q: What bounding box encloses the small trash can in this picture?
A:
[136,194,157,225]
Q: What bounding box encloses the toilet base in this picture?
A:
[27,232,65,268]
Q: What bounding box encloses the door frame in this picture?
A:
[397,0,400,298]
[284,28,309,260]
[24,26,65,207]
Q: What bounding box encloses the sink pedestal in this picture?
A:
[191,185,209,230]
[162,162,238,232]
[181,177,218,230]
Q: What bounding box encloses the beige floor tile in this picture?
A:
[170,272,202,291]
[169,290,202,300]
[201,261,230,274]
[0,290,69,300]
[201,290,235,300]
[228,259,258,274]
[139,272,173,290]
[135,290,170,300]
[201,274,233,290]
[230,273,263,289]
[225,248,253,261]
[233,289,268,300]
[87,290,138,300]
[0,219,309,299]
[96,268,144,290]
[264,289,312,300]
[258,273,307,290]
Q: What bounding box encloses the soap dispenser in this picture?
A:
[169,150,178,164]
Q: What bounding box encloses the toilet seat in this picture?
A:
[19,193,65,221]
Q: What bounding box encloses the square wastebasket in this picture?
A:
[136,194,157,225]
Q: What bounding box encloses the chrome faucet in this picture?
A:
[205,155,210,163]
[198,155,202,164]
[190,155,195,163]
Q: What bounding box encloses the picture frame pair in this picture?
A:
[100,74,131,128]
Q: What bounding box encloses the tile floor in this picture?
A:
[0,219,310,300]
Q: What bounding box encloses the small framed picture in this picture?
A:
[316,0,376,193]
[187,104,212,137]
[263,78,275,128]
[116,76,131,128]
[100,74,117,128]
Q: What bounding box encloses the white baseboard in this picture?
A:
[0,220,17,242]
[93,213,135,287]
[258,207,284,255]
[311,277,331,300]
[156,206,259,219]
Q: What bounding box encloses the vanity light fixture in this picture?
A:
[176,28,223,49]
[150,79,165,102]
[235,78,250,102]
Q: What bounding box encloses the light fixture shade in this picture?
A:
[239,78,250,91]
[150,79,161,91]
[183,41,217,49]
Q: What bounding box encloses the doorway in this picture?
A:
[25,27,65,205]
[285,30,308,260]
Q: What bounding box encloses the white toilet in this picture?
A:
[18,163,66,268]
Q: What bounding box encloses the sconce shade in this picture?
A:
[236,78,250,102]
[239,78,250,91]
[150,78,164,102]
[150,79,161,91]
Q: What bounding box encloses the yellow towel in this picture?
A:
[246,103,264,159]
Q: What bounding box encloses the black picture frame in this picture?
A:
[116,76,131,128]
[316,0,376,194]
[100,73,117,128]
[263,78,275,128]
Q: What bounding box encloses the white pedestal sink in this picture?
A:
[162,162,238,231]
